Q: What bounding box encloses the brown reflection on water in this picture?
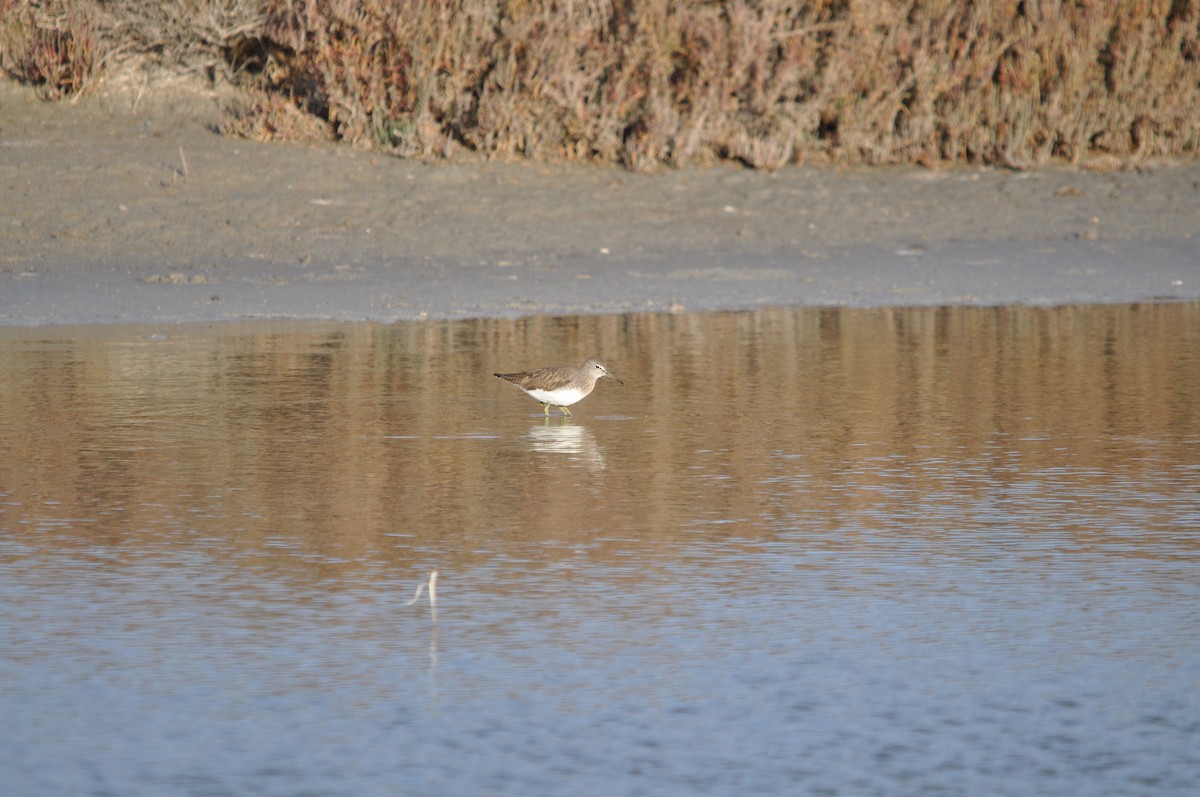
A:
[1,303,1197,583]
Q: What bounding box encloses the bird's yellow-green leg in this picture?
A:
[559,405,572,417]
[541,402,551,416]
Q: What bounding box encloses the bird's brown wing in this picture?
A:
[494,366,574,391]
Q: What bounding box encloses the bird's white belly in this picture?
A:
[526,386,586,406]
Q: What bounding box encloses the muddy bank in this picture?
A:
[2,78,1197,325]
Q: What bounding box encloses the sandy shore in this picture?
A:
[2,77,1198,326]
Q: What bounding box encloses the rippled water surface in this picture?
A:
[2,304,1199,796]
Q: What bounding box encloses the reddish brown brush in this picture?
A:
[3,0,1197,169]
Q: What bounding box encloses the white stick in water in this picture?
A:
[405,570,439,608]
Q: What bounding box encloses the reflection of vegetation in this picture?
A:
[1,304,1198,573]
[3,1,1197,168]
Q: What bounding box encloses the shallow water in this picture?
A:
[2,304,1199,796]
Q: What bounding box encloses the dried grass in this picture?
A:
[3,0,1198,168]
[0,0,100,99]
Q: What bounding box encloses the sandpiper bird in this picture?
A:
[493,357,623,417]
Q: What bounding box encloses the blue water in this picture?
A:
[2,305,1198,796]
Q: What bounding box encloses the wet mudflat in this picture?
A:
[2,303,1198,796]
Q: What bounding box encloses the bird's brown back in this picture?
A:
[493,366,578,392]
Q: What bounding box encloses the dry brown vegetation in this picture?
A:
[2,0,1198,169]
